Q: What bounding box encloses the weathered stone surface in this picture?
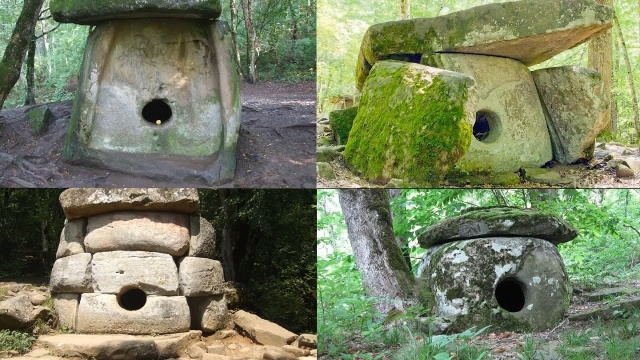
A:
[296,334,317,349]
[179,257,224,296]
[62,20,241,185]
[76,293,190,334]
[427,54,552,172]
[533,66,607,164]
[263,349,297,360]
[38,331,202,360]
[59,188,199,220]
[85,212,189,255]
[317,162,336,180]
[56,219,86,259]
[356,0,612,89]
[585,288,637,302]
[420,237,571,333]
[569,296,640,321]
[53,293,79,330]
[344,60,476,185]
[26,105,54,135]
[188,216,216,258]
[0,295,50,330]
[522,167,578,186]
[233,310,298,347]
[51,0,221,25]
[203,354,232,360]
[50,253,92,293]
[187,296,228,332]
[91,251,179,295]
[418,207,578,248]
[329,106,358,145]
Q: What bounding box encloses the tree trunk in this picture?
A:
[229,0,243,78]
[240,0,258,83]
[587,0,613,132]
[23,36,36,106]
[614,12,640,146]
[338,189,417,313]
[0,0,45,109]
[400,0,410,20]
[528,189,558,209]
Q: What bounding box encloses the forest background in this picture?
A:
[317,0,640,144]
[0,0,316,110]
[0,189,317,334]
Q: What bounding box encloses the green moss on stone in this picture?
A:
[26,106,54,136]
[329,106,358,145]
[344,61,473,185]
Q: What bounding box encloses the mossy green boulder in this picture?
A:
[418,207,578,247]
[356,0,612,89]
[343,60,476,185]
[419,237,571,333]
[26,106,54,136]
[329,106,358,145]
[51,0,221,24]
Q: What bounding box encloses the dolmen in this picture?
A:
[50,188,227,334]
[50,0,241,185]
[332,0,612,186]
[416,207,577,332]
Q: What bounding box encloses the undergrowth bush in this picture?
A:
[0,330,36,354]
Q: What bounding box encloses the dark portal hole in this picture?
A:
[118,288,147,311]
[473,111,492,141]
[495,278,526,313]
[142,99,172,124]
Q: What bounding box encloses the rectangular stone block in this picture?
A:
[52,293,79,330]
[85,212,189,255]
[187,296,228,332]
[178,257,224,296]
[56,218,87,259]
[50,253,93,293]
[76,294,190,334]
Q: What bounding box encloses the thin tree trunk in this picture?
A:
[23,36,36,106]
[338,189,417,313]
[240,0,258,83]
[614,12,640,146]
[229,0,243,78]
[0,0,46,109]
[587,0,613,132]
[218,190,236,281]
[400,0,410,20]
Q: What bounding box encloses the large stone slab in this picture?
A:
[178,257,224,296]
[187,296,228,332]
[0,295,50,330]
[91,251,179,295]
[51,0,221,25]
[52,294,79,331]
[420,237,571,333]
[50,253,93,293]
[56,219,86,259]
[76,293,190,334]
[85,212,189,255]
[62,20,241,185]
[188,216,216,258]
[38,331,202,360]
[59,188,199,220]
[344,60,476,185]
[426,53,552,173]
[356,0,612,89]
[233,310,298,347]
[532,66,607,164]
[418,207,578,248]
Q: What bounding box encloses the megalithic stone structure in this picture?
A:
[50,1,241,185]
[50,188,228,334]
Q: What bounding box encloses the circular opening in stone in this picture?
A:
[118,288,147,311]
[495,277,526,313]
[474,110,499,142]
[142,99,172,125]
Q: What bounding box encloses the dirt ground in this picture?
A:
[0,81,316,188]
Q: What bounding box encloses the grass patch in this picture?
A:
[0,330,36,354]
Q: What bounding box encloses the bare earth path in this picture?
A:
[0,81,316,188]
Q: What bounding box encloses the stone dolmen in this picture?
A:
[416,207,577,332]
[50,0,241,185]
[333,0,612,186]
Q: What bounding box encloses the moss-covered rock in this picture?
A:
[51,0,221,24]
[329,106,358,145]
[532,66,607,164]
[522,168,577,186]
[420,237,571,333]
[26,106,54,136]
[343,60,476,186]
[356,0,612,89]
[418,207,577,247]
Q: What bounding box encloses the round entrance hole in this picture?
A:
[473,110,499,142]
[118,288,147,311]
[495,277,526,313]
[142,99,172,125]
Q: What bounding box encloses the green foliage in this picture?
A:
[0,330,36,354]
